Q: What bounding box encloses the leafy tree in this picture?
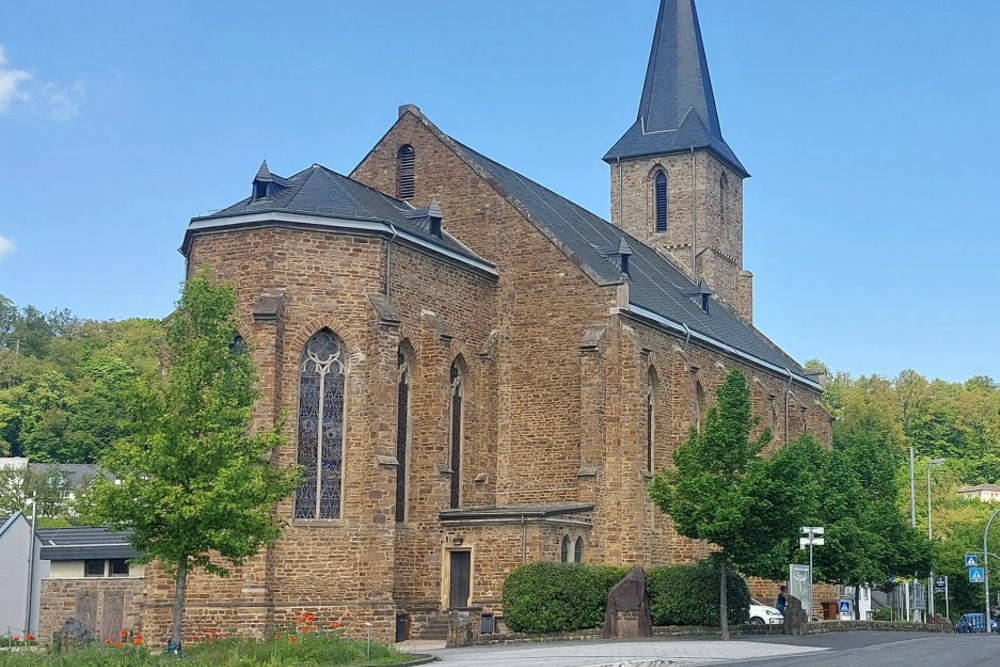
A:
[84,271,299,652]
[649,370,822,639]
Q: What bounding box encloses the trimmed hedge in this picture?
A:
[646,562,750,627]
[502,562,628,633]
[502,561,750,634]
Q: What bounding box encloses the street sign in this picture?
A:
[839,599,852,620]
[970,567,985,583]
[934,576,947,593]
[801,527,825,535]
[966,554,979,568]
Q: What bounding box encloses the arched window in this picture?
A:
[561,535,570,563]
[719,172,729,225]
[395,347,412,523]
[694,380,706,431]
[397,145,415,201]
[449,360,464,509]
[646,368,657,472]
[574,537,584,563]
[295,329,346,520]
[654,171,668,232]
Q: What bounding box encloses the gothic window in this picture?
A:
[449,360,464,509]
[654,171,668,232]
[561,535,570,563]
[295,329,346,520]
[646,368,657,472]
[719,173,729,226]
[395,348,412,523]
[574,537,584,563]
[397,145,415,201]
[694,380,706,431]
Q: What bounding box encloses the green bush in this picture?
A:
[502,562,628,634]
[646,561,750,627]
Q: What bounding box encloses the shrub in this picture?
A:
[646,561,750,627]
[502,562,628,634]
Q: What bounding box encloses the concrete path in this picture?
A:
[410,638,829,667]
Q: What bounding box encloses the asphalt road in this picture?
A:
[730,631,1000,666]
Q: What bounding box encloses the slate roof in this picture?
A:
[604,0,747,176]
[447,138,804,375]
[185,164,490,268]
[28,463,100,488]
[37,526,140,561]
[440,502,595,522]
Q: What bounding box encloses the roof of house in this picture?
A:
[604,0,747,176]
[184,163,492,273]
[0,512,24,540]
[442,135,804,377]
[959,484,1000,494]
[36,526,140,561]
[27,463,100,488]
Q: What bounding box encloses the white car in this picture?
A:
[749,598,784,625]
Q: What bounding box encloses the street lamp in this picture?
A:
[927,458,945,618]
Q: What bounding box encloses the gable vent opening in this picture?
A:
[397,145,415,201]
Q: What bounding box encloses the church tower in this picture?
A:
[605,0,754,322]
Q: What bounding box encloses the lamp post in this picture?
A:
[985,508,1000,634]
[927,458,945,619]
[800,527,825,622]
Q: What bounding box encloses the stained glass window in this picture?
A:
[449,361,463,509]
[646,369,656,472]
[295,329,346,520]
[560,536,570,563]
[395,350,411,523]
[574,537,584,563]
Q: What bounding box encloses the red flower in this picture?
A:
[274,634,280,641]
[289,636,297,643]
[25,634,34,641]
[114,641,123,648]
[329,621,340,628]
[105,638,112,644]
[11,636,19,642]
[134,638,142,646]
[120,630,127,637]
[135,633,142,640]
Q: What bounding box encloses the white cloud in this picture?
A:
[0,45,84,121]
[37,81,84,121]
[0,46,32,111]
[0,235,14,261]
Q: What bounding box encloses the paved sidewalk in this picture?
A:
[417,637,828,667]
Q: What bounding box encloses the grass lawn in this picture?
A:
[0,632,418,667]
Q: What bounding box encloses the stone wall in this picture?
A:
[39,578,143,645]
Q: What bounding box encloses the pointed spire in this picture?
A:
[254,160,272,182]
[604,0,747,176]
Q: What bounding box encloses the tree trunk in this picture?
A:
[171,557,188,650]
[855,584,861,621]
[720,557,730,641]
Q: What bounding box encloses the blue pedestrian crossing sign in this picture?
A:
[966,554,979,568]
[970,567,985,583]
[839,601,851,613]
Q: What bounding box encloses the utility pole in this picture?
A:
[800,527,825,622]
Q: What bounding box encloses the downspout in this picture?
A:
[521,515,527,564]
[681,322,691,353]
[783,369,794,443]
[690,148,697,279]
[24,500,36,635]
[385,223,399,300]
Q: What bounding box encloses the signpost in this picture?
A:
[970,567,985,584]
[839,600,852,621]
[935,576,949,619]
[800,527,825,622]
[966,554,979,568]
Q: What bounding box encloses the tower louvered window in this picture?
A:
[295,329,346,520]
[397,145,415,201]
[654,171,668,232]
[449,361,464,509]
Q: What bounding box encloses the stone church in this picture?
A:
[147,0,832,642]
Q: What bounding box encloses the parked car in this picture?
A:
[749,598,784,625]
[955,613,999,633]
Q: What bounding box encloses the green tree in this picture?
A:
[84,271,299,652]
[649,370,822,639]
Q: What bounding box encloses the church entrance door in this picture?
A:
[448,550,471,609]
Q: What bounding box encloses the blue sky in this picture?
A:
[1,1,997,383]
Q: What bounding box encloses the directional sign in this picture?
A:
[934,576,947,593]
[966,554,979,568]
[970,567,985,583]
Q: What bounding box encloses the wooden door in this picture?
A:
[75,592,97,636]
[101,593,124,641]
[448,551,471,609]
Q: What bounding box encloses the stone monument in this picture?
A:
[602,567,653,639]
